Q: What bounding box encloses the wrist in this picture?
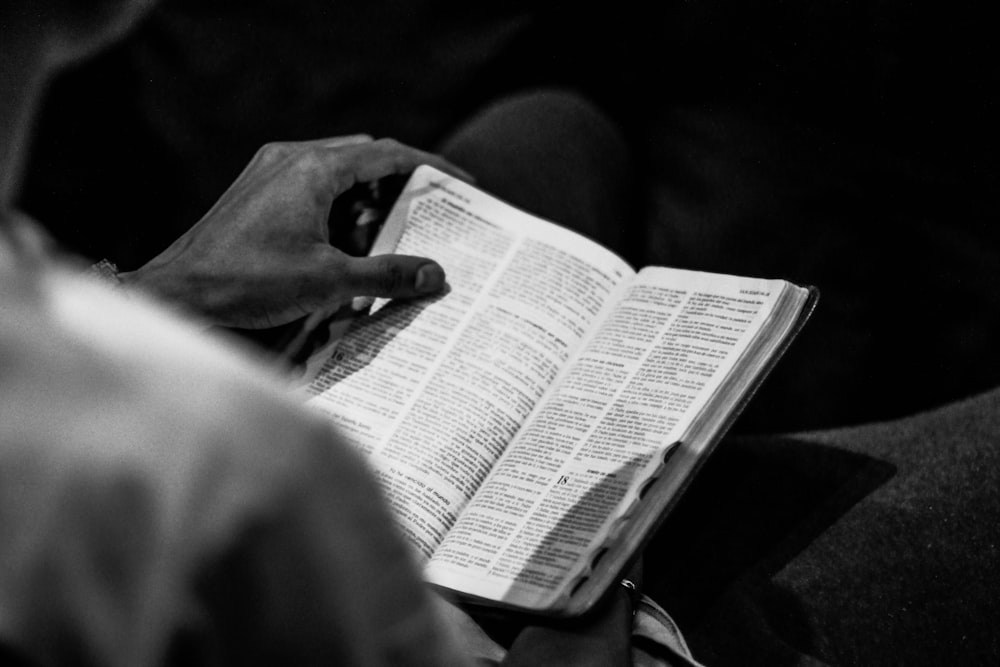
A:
[118,262,204,316]
[119,261,255,329]
[88,259,123,288]
[117,263,158,295]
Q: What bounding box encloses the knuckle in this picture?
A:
[292,148,324,173]
[257,141,290,163]
[323,259,351,297]
[374,137,401,152]
[376,259,407,294]
[291,149,339,186]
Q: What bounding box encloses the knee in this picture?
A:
[441,88,629,170]
[437,87,635,253]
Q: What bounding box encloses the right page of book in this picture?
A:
[426,268,804,610]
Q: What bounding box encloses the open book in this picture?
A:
[304,166,817,618]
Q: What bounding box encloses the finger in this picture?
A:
[325,138,476,187]
[249,135,375,170]
[333,254,447,300]
[294,134,375,149]
[624,554,643,591]
[273,138,476,215]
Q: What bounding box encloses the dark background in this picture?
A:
[18,4,1000,664]
[21,0,1000,433]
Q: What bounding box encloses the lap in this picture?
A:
[437,88,637,258]
[647,389,1000,665]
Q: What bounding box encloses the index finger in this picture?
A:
[322,137,476,191]
[288,134,375,150]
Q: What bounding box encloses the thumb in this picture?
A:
[337,254,447,299]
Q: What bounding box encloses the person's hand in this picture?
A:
[121,136,471,329]
[500,558,642,667]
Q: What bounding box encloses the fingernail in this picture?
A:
[415,263,445,293]
[352,296,375,312]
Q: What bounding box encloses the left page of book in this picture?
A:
[306,166,634,560]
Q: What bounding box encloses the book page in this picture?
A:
[306,167,634,560]
[426,268,788,608]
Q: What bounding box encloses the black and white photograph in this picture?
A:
[2,2,998,665]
